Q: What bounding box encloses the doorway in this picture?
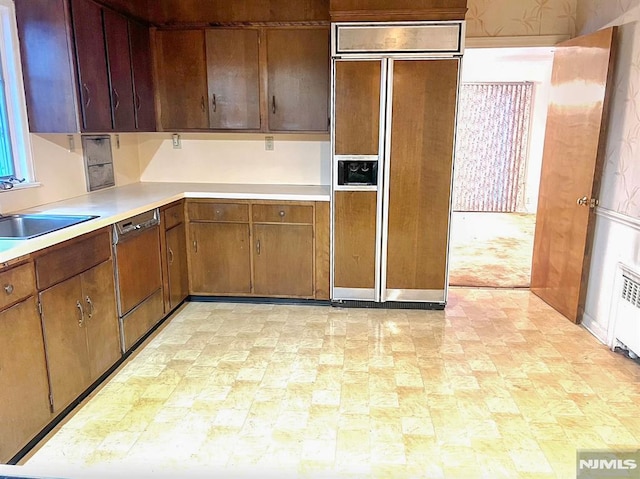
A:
[449,47,554,288]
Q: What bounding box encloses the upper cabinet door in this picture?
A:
[70,0,112,131]
[155,30,209,130]
[103,9,135,132]
[206,29,261,130]
[266,28,330,132]
[129,20,157,131]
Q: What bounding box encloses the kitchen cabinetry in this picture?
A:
[266,28,330,132]
[0,262,51,463]
[186,199,328,299]
[35,229,120,413]
[206,29,261,130]
[154,30,209,130]
[161,202,188,311]
[154,26,329,132]
[16,0,156,133]
[329,0,468,21]
[187,202,252,295]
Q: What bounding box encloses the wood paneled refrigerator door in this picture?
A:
[384,59,459,301]
[531,28,617,324]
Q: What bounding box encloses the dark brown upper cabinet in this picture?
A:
[154,30,209,130]
[129,21,157,131]
[154,26,330,133]
[206,29,261,131]
[329,0,468,22]
[15,0,156,133]
[266,28,330,132]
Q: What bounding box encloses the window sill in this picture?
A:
[0,181,42,192]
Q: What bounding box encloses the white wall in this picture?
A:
[0,133,141,214]
[137,133,331,186]
[461,47,554,213]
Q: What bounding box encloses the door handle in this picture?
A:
[76,300,85,327]
[201,96,206,112]
[256,240,261,255]
[577,197,599,208]
[86,296,94,319]
[212,94,217,113]
[135,92,141,111]
[82,83,91,108]
[272,95,276,114]
[113,88,120,111]
[168,247,174,264]
[193,240,198,253]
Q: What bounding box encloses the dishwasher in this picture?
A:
[113,209,164,353]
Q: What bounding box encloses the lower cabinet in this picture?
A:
[165,222,189,310]
[253,224,313,297]
[0,295,51,462]
[40,259,119,413]
[186,199,328,299]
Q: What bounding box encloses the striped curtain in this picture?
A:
[453,82,533,212]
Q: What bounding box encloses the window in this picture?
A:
[0,0,34,184]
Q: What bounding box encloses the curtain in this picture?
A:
[453,82,533,212]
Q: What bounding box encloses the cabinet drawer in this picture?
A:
[252,204,314,224]
[0,263,35,310]
[163,202,184,229]
[35,228,112,291]
[188,202,249,222]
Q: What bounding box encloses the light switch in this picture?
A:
[172,134,182,149]
[265,136,274,151]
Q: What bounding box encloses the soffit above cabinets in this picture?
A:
[97,0,330,26]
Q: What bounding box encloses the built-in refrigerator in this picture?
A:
[330,21,465,308]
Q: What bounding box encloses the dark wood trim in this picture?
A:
[329,8,467,21]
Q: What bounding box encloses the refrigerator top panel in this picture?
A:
[332,21,465,58]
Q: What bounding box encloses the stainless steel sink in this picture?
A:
[0,214,98,240]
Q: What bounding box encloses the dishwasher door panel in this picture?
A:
[114,226,162,316]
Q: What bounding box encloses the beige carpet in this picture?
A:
[448,212,536,288]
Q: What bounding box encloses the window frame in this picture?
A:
[0,0,35,184]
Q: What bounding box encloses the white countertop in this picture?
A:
[0,182,330,263]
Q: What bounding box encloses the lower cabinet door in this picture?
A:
[0,297,52,462]
[253,224,313,297]
[189,222,251,295]
[82,260,120,382]
[40,276,92,414]
[166,223,188,309]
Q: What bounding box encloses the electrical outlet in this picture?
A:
[172,134,182,149]
[265,136,274,151]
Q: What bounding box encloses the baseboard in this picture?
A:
[581,312,609,346]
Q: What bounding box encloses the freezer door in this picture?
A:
[381,58,460,303]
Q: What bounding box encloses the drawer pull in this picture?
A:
[86,296,94,319]
[4,284,13,295]
[168,247,174,265]
[279,210,286,218]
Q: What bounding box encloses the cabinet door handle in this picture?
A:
[193,240,198,253]
[272,95,276,114]
[201,96,206,112]
[3,284,13,295]
[86,296,94,319]
[212,94,217,113]
[113,88,120,111]
[76,300,85,327]
[83,83,91,108]
[256,240,261,255]
[135,92,141,111]
[168,247,174,264]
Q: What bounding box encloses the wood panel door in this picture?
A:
[166,223,189,309]
[82,260,120,382]
[129,20,156,131]
[253,224,314,297]
[189,223,252,294]
[103,9,135,131]
[335,60,381,155]
[266,28,330,132]
[333,191,378,290]
[385,59,459,294]
[531,28,617,324]
[154,30,209,130]
[0,298,52,462]
[70,0,112,131]
[40,275,91,413]
[206,29,261,130]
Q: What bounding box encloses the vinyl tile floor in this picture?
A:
[20,289,640,479]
